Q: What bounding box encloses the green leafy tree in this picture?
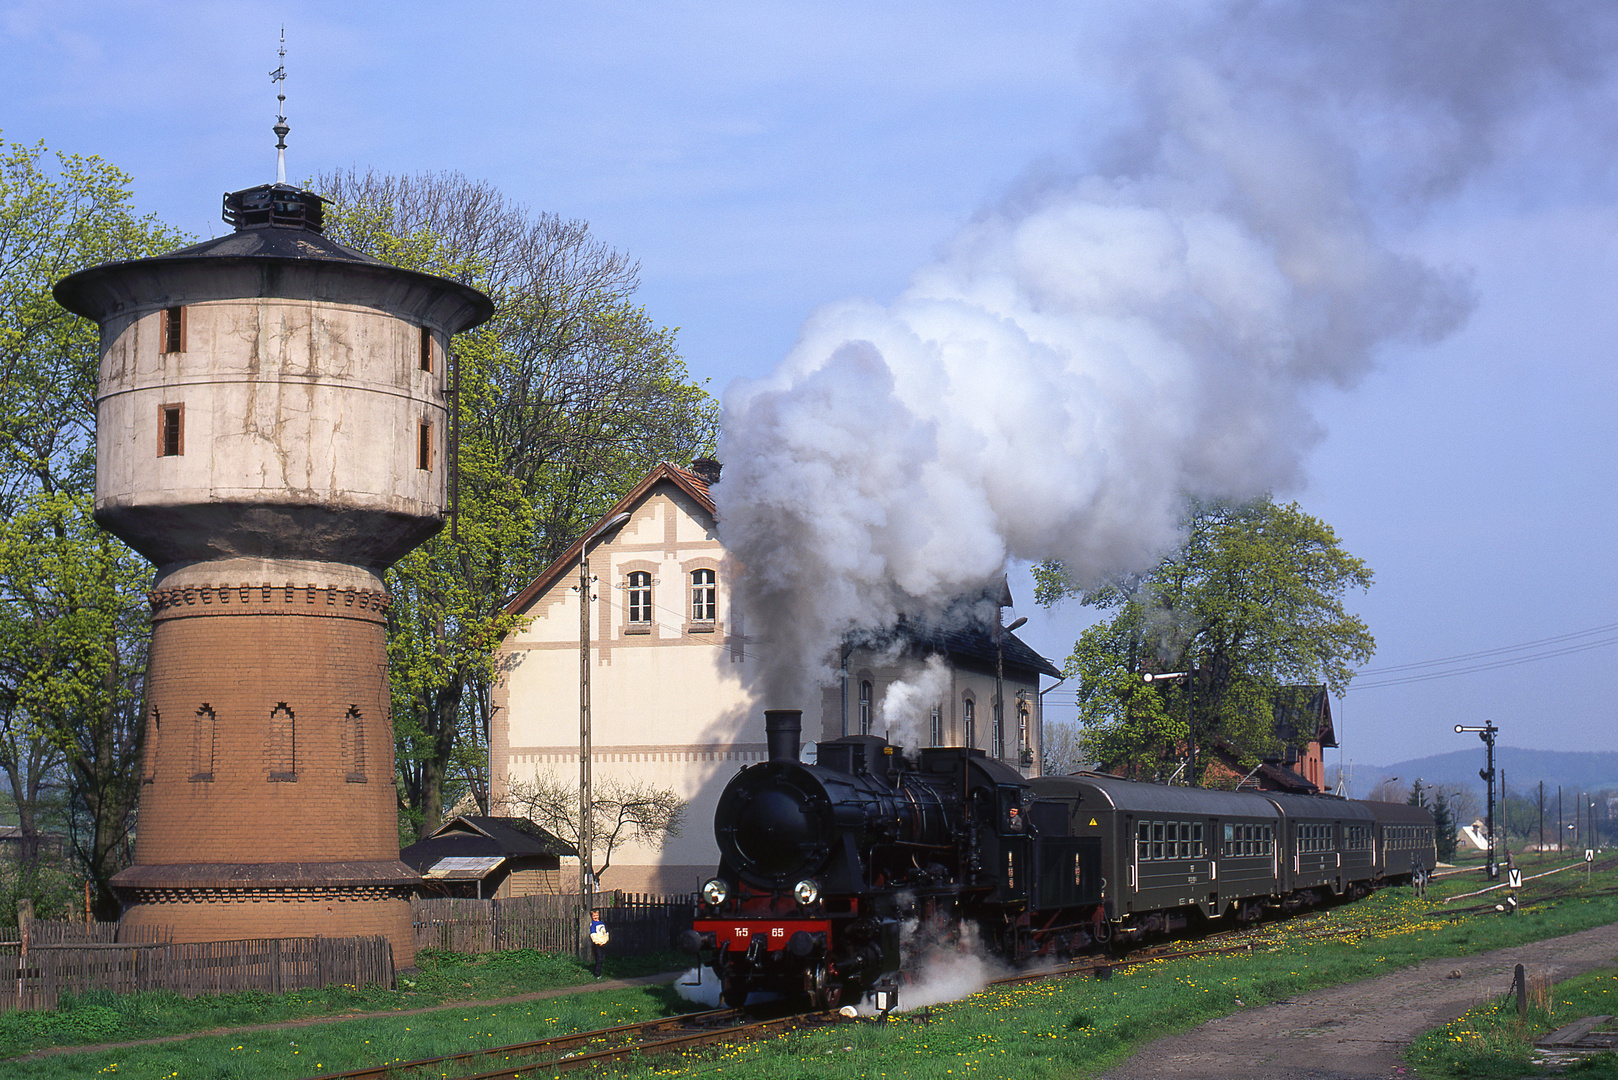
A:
[1034,496,1374,783]
[1431,788,1458,861]
[317,169,718,839]
[0,134,186,916]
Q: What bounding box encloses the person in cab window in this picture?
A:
[1007,806,1025,833]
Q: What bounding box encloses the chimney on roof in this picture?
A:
[690,458,722,485]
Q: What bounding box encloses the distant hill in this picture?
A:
[1344,748,1618,800]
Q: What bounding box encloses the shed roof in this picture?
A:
[399,815,576,873]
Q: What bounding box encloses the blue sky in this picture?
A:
[4,1,1615,769]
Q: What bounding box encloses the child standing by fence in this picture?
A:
[588,910,609,978]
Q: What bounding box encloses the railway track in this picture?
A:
[300,866,1614,1079]
[300,1005,843,1080]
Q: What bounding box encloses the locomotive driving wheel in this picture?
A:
[803,960,829,1008]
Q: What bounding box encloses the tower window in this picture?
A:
[344,705,367,783]
[691,568,716,623]
[930,705,943,747]
[859,680,873,735]
[627,571,652,625]
[160,404,184,457]
[162,306,185,354]
[420,325,433,372]
[964,698,976,749]
[268,702,297,781]
[192,704,215,782]
[143,708,160,785]
[418,421,433,471]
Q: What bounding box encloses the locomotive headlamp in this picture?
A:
[701,879,729,906]
[793,879,820,906]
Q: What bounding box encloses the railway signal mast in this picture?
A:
[1455,721,1500,879]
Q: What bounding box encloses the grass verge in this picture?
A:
[0,948,687,1061]
[1407,967,1618,1078]
[5,858,1614,1079]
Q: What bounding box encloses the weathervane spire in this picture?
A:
[271,27,289,184]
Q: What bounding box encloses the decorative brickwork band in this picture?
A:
[147,582,390,624]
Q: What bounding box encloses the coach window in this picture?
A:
[1152,821,1164,860]
[1138,821,1150,861]
[1192,822,1204,858]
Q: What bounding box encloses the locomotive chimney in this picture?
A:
[765,709,802,763]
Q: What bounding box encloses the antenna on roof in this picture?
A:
[270,26,289,184]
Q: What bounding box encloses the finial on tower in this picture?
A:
[270,27,289,185]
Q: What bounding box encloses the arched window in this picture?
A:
[627,571,652,625]
[964,698,976,749]
[1017,695,1031,762]
[691,568,716,622]
[992,701,1004,759]
[268,702,297,781]
[143,707,160,785]
[345,705,367,783]
[191,704,215,782]
[859,681,873,735]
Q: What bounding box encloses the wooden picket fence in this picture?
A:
[412,892,694,958]
[0,932,394,1012]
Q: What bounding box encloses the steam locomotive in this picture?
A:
[685,710,1436,1011]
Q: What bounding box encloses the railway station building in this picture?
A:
[489,460,1060,894]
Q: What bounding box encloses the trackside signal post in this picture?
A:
[1455,721,1500,879]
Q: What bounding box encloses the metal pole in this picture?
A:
[1485,725,1496,878]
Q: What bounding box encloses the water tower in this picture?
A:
[54,181,492,967]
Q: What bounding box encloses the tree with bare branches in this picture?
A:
[503,773,685,886]
[316,169,718,840]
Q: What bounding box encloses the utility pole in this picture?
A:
[578,511,630,923]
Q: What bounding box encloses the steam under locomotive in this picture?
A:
[685,709,1436,1011]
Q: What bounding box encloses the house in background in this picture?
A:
[490,459,1060,894]
[400,816,574,899]
[1199,685,1339,793]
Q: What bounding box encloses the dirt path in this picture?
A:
[9,971,686,1061]
[1096,920,1618,1080]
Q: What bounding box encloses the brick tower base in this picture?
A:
[114,562,420,969]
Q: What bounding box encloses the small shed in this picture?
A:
[400,816,576,899]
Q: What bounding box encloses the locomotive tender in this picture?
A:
[688,710,1436,1010]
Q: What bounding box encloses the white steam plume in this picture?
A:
[715,2,1613,707]
[878,655,951,752]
